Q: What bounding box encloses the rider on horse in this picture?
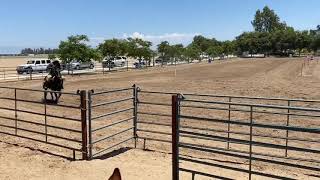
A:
[47,60,63,90]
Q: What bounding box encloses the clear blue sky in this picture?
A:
[1,0,319,53]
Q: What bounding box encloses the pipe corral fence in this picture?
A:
[0,58,214,82]
[170,94,320,179]
[0,86,87,160]
[0,85,319,179]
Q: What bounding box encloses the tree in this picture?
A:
[184,44,201,63]
[168,44,184,64]
[255,32,272,56]
[236,32,259,56]
[221,40,236,57]
[206,46,222,59]
[310,35,320,53]
[190,35,218,61]
[98,38,128,58]
[252,6,286,33]
[90,48,104,62]
[58,35,94,63]
[191,35,212,52]
[270,27,297,56]
[295,31,312,56]
[127,38,152,65]
[157,41,171,64]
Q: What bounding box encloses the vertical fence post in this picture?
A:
[14,88,17,135]
[285,100,290,157]
[127,59,129,71]
[88,90,93,159]
[249,106,253,180]
[30,70,32,80]
[80,90,88,160]
[172,94,180,180]
[44,91,48,142]
[133,84,138,148]
[227,97,231,149]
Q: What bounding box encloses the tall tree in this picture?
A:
[157,41,171,63]
[252,6,286,33]
[98,38,127,58]
[58,35,94,63]
[190,35,217,61]
[127,38,152,65]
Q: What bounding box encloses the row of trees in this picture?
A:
[21,48,59,55]
[237,6,320,56]
[45,6,320,64]
[53,34,235,64]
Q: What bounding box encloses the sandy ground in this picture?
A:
[0,57,320,179]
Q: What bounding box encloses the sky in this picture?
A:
[0,0,319,53]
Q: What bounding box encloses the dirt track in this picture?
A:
[5,57,319,99]
[1,57,320,179]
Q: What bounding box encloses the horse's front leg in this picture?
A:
[50,92,54,101]
[44,91,48,102]
[57,92,62,102]
[54,93,60,103]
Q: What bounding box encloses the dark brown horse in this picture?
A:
[43,76,64,103]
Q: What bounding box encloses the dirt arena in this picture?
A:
[1,57,320,179]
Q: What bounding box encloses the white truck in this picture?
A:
[16,59,52,74]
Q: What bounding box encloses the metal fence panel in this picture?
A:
[88,86,136,159]
[0,87,85,160]
[172,93,320,180]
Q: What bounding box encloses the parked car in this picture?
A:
[63,60,94,70]
[16,59,52,74]
[133,60,146,68]
[102,56,126,68]
[155,58,167,65]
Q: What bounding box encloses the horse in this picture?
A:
[108,168,122,180]
[43,76,64,103]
